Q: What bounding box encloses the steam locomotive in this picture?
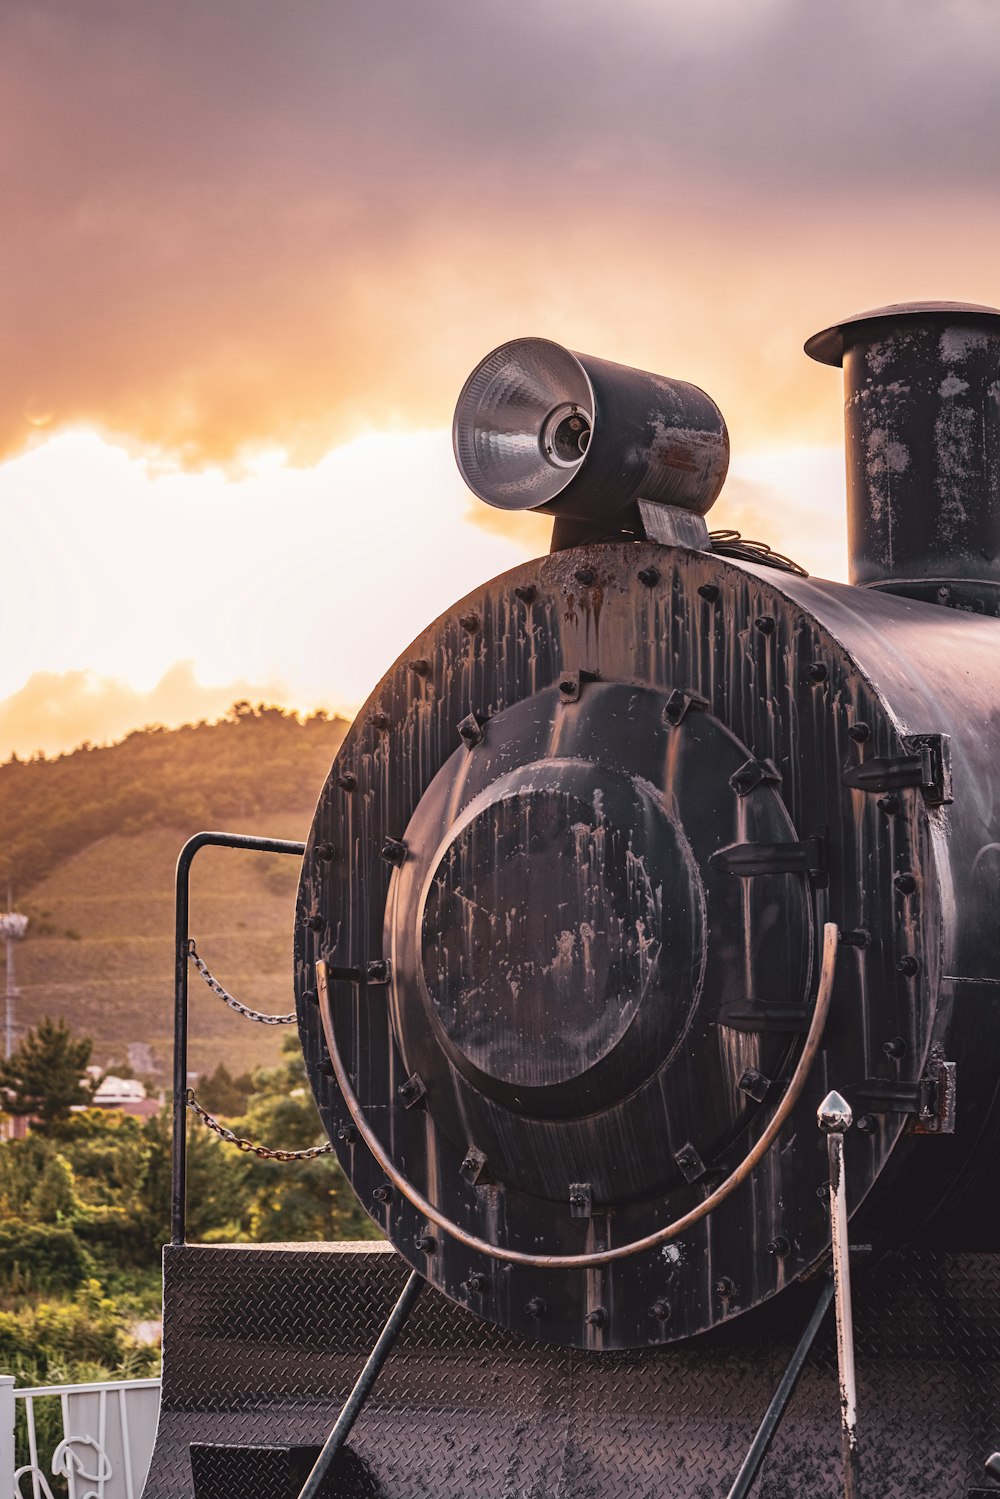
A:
[151,302,1000,1499]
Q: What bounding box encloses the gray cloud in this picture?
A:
[2,0,998,463]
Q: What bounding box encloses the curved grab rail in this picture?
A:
[317,922,839,1269]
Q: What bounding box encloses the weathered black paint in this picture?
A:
[294,538,1000,1350]
[806,302,1000,612]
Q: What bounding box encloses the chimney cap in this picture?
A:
[805,300,1000,367]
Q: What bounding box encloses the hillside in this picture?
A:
[0,706,348,1082]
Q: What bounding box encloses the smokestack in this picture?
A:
[806,302,1000,613]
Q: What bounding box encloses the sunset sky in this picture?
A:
[3,0,999,759]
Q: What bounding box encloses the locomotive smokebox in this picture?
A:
[806,301,1000,612]
[453,338,729,546]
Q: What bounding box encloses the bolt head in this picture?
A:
[575,567,595,586]
[525,1297,547,1317]
[877,794,900,816]
[767,1236,790,1259]
[315,842,336,862]
[372,1184,393,1204]
[848,722,871,743]
[414,1233,437,1254]
[713,1277,736,1299]
[698,583,720,603]
[894,873,916,895]
[896,955,920,978]
[459,614,480,633]
[408,658,431,677]
[585,1307,607,1328]
[337,771,357,792]
[371,711,391,732]
[380,837,407,867]
[807,662,828,682]
[637,567,659,587]
[856,1113,878,1135]
[514,584,536,604]
[336,1123,357,1144]
[738,1066,770,1102]
[648,1299,671,1321]
[754,615,775,635]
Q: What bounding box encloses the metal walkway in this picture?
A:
[141,1241,1000,1498]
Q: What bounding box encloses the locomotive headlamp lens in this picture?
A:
[453,337,595,510]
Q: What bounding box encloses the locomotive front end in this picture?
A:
[293,305,1000,1352]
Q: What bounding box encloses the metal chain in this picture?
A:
[187,939,296,1024]
[184,1088,335,1161]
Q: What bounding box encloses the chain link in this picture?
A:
[187,939,296,1024]
[184,1088,335,1161]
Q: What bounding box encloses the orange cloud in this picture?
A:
[0,663,297,761]
[2,1,999,469]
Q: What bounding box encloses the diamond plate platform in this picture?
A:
[141,1241,1000,1498]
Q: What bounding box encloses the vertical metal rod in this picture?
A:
[171,831,305,1246]
[818,1089,860,1499]
[725,1278,835,1499]
[297,1270,424,1499]
[4,931,14,1061]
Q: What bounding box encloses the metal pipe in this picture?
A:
[818,1089,860,1499]
[171,830,305,1245]
[296,1270,423,1499]
[316,923,840,1269]
[4,933,13,1062]
[725,1278,835,1499]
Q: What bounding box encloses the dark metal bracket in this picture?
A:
[710,834,825,878]
[717,1001,812,1034]
[663,688,709,726]
[842,733,952,806]
[851,1057,956,1134]
[173,830,306,1246]
[557,668,599,704]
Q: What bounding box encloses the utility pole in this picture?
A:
[1,889,28,1061]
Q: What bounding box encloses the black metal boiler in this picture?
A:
[151,302,1000,1499]
[294,302,1000,1354]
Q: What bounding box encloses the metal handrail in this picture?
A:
[13,1379,161,1398]
[317,922,840,1269]
[172,831,305,1245]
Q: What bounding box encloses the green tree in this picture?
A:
[232,1036,379,1243]
[0,1017,95,1130]
[199,1061,254,1116]
[30,1152,80,1223]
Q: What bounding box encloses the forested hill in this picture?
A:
[1,703,349,896]
[0,705,349,1083]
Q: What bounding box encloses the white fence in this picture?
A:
[0,1375,161,1499]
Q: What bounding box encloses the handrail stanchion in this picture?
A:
[171,831,305,1245]
[819,1089,860,1499]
